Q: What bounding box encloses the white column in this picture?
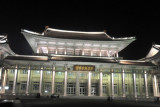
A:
[90,50,93,56]
[2,69,7,93]
[37,47,40,53]
[39,66,43,95]
[26,66,31,95]
[64,48,67,55]
[144,71,149,98]
[76,72,80,96]
[111,70,114,97]
[52,66,55,94]
[88,72,91,96]
[0,67,2,80]
[122,69,125,97]
[116,52,119,58]
[82,49,84,55]
[153,75,158,97]
[64,68,67,96]
[55,48,58,54]
[133,72,137,98]
[99,72,103,96]
[99,50,102,56]
[12,66,18,94]
[158,83,160,97]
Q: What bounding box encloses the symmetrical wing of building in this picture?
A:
[0,27,159,98]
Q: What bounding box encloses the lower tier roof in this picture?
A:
[4,55,155,66]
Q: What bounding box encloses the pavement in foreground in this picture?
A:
[0,98,160,107]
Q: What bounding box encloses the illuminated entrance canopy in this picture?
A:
[73,65,95,71]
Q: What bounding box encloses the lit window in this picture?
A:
[125,84,128,92]
[40,47,48,53]
[124,74,128,78]
[57,48,65,55]
[21,81,27,90]
[114,84,118,94]
[33,82,39,90]
[114,74,118,77]
[56,82,63,93]
[75,49,82,56]
[56,72,62,76]
[92,51,99,56]
[9,81,13,90]
[80,73,85,77]
[92,73,96,77]
[84,50,91,56]
[46,71,51,75]
[68,72,73,76]
[34,71,40,74]
[66,48,74,55]
[136,84,138,92]
[22,70,28,74]
[10,69,15,74]
[48,47,56,54]
[101,51,107,56]
[103,84,107,94]
[44,82,51,92]
[103,74,107,77]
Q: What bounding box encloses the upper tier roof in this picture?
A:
[22,28,135,41]
[22,28,136,53]
[43,28,113,41]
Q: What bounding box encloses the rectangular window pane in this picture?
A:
[44,82,51,92]
[114,84,117,94]
[10,70,15,74]
[21,81,27,90]
[9,81,13,90]
[125,84,128,92]
[103,84,107,94]
[33,82,39,90]
[136,84,138,92]
[46,71,51,75]
[56,82,63,93]
[22,70,28,74]
[34,71,40,74]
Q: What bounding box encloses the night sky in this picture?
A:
[0,0,160,60]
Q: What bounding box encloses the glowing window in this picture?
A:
[40,47,48,53]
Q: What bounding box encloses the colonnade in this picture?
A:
[0,66,159,98]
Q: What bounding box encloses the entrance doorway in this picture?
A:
[67,83,76,95]
[79,83,87,95]
[91,83,98,96]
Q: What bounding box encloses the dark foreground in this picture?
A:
[0,98,160,107]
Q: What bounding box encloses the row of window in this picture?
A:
[8,81,52,91]
[102,84,153,94]
[9,70,151,79]
[38,47,116,57]
[10,70,52,75]
[7,81,153,94]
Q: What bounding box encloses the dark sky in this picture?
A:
[0,0,160,60]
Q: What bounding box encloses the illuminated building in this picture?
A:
[0,27,159,99]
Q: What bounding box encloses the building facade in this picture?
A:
[0,27,159,98]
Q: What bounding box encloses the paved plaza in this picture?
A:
[0,96,160,107]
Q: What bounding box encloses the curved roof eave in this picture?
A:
[21,28,136,41]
